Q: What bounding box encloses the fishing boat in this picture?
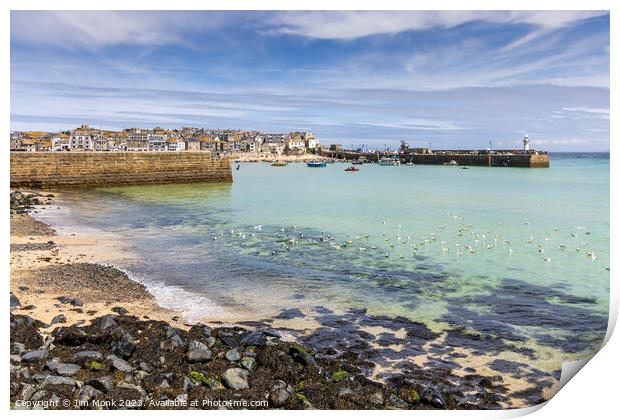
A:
[378,157,401,166]
[344,166,359,172]
[271,161,288,167]
[307,161,327,168]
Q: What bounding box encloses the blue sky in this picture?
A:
[10,11,610,151]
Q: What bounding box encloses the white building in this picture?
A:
[285,137,306,151]
[148,133,168,151]
[167,139,186,151]
[70,132,93,150]
[51,135,71,151]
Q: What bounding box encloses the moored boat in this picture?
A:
[271,161,288,167]
[378,157,401,166]
[307,161,327,168]
[344,166,359,172]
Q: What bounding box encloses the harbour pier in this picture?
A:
[319,137,550,168]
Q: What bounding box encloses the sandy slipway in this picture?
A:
[10,310,514,410]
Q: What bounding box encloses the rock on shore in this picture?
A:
[10,310,509,410]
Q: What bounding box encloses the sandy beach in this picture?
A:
[10,203,184,331]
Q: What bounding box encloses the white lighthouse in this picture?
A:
[523,134,530,151]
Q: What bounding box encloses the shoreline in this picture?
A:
[10,190,558,410]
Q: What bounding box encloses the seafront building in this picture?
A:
[9,125,320,156]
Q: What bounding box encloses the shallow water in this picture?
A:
[39,153,609,385]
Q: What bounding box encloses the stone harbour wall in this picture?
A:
[10,152,233,189]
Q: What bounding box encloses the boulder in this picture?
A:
[72,350,103,362]
[113,332,136,359]
[240,356,257,372]
[78,385,103,403]
[11,342,26,355]
[46,359,81,376]
[21,349,49,362]
[221,368,249,390]
[10,293,21,309]
[85,376,115,394]
[43,375,77,387]
[269,379,293,406]
[226,349,241,362]
[187,340,212,363]
[107,354,135,373]
[240,331,267,347]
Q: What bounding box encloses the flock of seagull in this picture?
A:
[208,212,609,272]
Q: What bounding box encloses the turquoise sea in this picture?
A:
[39,153,610,401]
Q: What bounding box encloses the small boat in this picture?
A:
[236,164,241,170]
[271,161,288,167]
[461,166,469,170]
[345,166,359,172]
[307,161,327,168]
[443,160,458,166]
[352,160,364,165]
[378,157,401,166]
[405,160,414,166]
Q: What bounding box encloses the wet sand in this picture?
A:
[10,209,184,331]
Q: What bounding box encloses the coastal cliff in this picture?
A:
[10,152,233,189]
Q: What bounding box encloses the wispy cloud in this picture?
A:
[360,119,464,131]
[10,11,610,151]
[267,11,608,40]
[10,11,216,50]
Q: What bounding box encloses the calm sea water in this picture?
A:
[40,153,610,367]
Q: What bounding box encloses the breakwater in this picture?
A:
[319,150,550,167]
[10,152,233,189]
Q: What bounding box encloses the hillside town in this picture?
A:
[9,125,320,156]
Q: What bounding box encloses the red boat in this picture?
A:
[344,166,359,172]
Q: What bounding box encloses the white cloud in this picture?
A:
[533,138,596,146]
[12,11,607,49]
[10,11,211,50]
[268,11,607,40]
[362,118,464,131]
[551,107,610,120]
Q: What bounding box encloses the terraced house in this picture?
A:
[10,125,319,154]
